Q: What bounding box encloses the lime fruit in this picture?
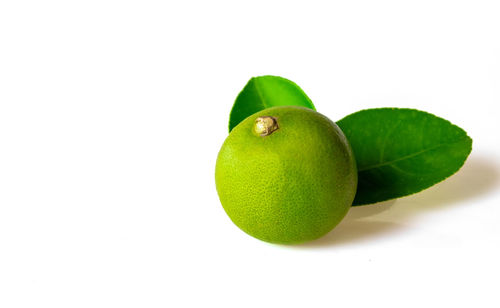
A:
[215,106,357,244]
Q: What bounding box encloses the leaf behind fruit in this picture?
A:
[337,108,472,206]
[229,76,315,132]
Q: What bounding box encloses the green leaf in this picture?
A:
[229,76,315,132]
[337,108,472,206]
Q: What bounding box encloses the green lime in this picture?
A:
[215,106,357,244]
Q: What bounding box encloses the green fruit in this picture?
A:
[215,106,357,244]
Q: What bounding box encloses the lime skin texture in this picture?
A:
[215,106,358,244]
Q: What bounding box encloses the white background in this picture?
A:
[1,1,499,307]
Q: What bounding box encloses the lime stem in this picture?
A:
[254,116,279,136]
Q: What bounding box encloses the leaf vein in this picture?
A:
[358,136,470,172]
[252,79,267,109]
